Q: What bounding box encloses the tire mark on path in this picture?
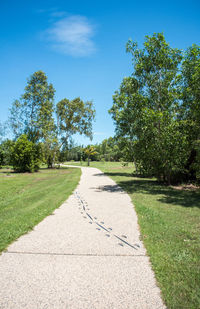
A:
[75,191,140,250]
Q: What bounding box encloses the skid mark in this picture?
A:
[74,191,139,251]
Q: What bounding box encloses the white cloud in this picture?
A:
[47,15,96,57]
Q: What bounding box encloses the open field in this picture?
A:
[0,167,81,253]
[65,161,200,309]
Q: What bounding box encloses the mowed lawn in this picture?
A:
[65,161,200,309]
[0,167,81,253]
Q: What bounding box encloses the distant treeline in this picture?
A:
[58,136,128,162]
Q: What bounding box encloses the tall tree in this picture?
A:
[0,139,14,167]
[10,71,55,143]
[9,71,57,168]
[110,33,188,183]
[56,97,96,147]
[9,71,96,169]
[0,121,7,143]
[180,44,200,179]
[9,100,24,139]
[181,44,200,128]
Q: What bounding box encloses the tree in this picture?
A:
[9,71,96,170]
[9,100,24,139]
[84,145,98,166]
[180,44,200,180]
[10,71,55,143]
[56,97,96,147]
[11,134,42,172]
[109,33,188,184]
[0,139,14,167]
[22,70,55,142]
[97,137,122,161]
[109,76,145,167]
[9,71,57,167]
[0,121,7,143]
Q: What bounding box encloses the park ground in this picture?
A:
[1,162,200,309]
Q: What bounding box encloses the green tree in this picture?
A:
[56,97,96,147]
[9,71,57,167]
[11,134,42,172]
[0,121,7,144]
[98,137,122,161]
[84,145,98,166]
[10,71,55,143]
[180,44,200,180]
[22,70,55,142]
[181,45,200,126]
[0,139,14,167]
[9,100,24,139]
[110,33,188,184]
[9,71,96,169]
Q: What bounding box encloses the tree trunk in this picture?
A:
[133,157,138,174]
[167,173,171,185]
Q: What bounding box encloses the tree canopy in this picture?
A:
[8,71,96,170]
[56,97,95,146]
[10,71,55,143]
[109,33,200,184]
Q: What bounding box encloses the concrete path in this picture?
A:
[0,167,166,309]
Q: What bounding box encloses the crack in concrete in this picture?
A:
[5,251,146,257]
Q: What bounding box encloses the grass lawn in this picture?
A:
[65,161,200,309]
[64,160,124,169]
[0,166,81,253]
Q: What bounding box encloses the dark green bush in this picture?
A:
[11,134,41,172]
[0,139,14,168]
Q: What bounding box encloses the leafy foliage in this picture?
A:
[0,140,14,168]
[0,121,7,143]
[10,71,55,143]
[8,71,95,170]
[180,44,200,180]
[56,97,96,144]
[109,33,199,184]
[9,71,57,168]
[84,145,98,165]
[59,137,128,163]
[11,134,42,172]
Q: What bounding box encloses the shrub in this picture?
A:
[0,139,14,168]
[11,134,41,172]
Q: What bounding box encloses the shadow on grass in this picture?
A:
[94,171,135,178]
[105,172,200,209]
[0,166,71,175]
[104,171,150,178]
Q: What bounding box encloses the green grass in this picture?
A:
[64,160,126,169]
[0,166,81,253]
[65,161,200,309]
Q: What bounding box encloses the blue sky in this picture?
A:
[0,0,200,145]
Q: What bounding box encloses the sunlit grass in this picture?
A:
[0,167,81,253]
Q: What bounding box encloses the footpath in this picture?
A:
[0,166,165,308]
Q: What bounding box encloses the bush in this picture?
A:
[11,134,41,172]
[0,148,3,169]
[0,139,14,168]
